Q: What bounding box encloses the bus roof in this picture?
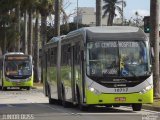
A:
[66,26,147,41]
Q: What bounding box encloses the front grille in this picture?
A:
[89,76,150,88]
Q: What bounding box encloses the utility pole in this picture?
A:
[96,0,102,26]
[150,0,160,98]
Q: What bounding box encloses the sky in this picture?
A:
[64,0,150,22]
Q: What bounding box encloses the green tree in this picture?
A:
[0,0,17,53]
[102,0,126,26]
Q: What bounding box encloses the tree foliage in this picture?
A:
[103,0,126,26]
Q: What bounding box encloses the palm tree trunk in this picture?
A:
[150,0,160,98]
[96,0,102,26]
[34,10,40,83]
[15,1,21,52]
[23,10,28,54]
[107,14,112,26]
[110,11,115,26]
[41,14,47,83]
[54,0,60,36]
[3,26,7,54]
[41,15,47,46]
[28,8,33,55]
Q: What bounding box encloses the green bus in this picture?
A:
[43,26,153,111]
[0,52,33,90]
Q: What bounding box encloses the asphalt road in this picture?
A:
[0,88,159,120]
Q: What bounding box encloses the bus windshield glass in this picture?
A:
[87,41,150,77]
[5,60,32,77]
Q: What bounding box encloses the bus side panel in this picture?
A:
[85,88,153,104]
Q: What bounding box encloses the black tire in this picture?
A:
[132,103,142,111]
[26,87,31,90]
[2,87,7,91]
[48,87,55,104]
[105,105,112,108]
[113,105,120,107]
[45,82,49,96]
[62,96,69,108]
[61,87,71,108]
[77,89,88,111]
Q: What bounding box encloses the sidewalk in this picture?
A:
[32,83,43,89]
[142,99,160,111]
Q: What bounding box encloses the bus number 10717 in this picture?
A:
[114,88,128,93]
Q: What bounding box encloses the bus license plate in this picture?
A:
[115,97,126,102]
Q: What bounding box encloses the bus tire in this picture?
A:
[2,87,7,91]
[48,87,55,104]
[45,82,49,96]
[26,87,31,90]
[61,86,70,108]
[77,88,88,111]
[132,103,142,111]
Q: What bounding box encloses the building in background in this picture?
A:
[73,7,108,26]
[73,7,123,26]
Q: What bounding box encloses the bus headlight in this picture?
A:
[139,85,153,94]
[88,87,101,95]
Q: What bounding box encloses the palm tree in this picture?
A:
[39,0,54,47]
[96,0,102,26]
[0,0,18,53]
[102,0,126,26]
[21,0,39,55]
[15,0,21,51]
[54,0,60,36]
[34,9,40,83]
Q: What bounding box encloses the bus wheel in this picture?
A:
[132,103,142,111]
[77,91,88,111]
[62,89,71,108]
[48,87,55,104]
[2,87,7,91]
[26,87,31,90]
[113,105,120,107]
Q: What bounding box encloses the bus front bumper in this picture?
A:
[85,89,153,105]
[3,78,33,87]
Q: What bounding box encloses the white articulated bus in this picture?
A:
[42,26,153,111]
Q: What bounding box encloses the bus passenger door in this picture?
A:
[72,43,81,103]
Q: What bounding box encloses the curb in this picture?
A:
[142,105,160,112]
[31,86,43,89]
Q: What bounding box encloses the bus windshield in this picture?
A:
[87,41,150,77]
[5,60,32,76]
